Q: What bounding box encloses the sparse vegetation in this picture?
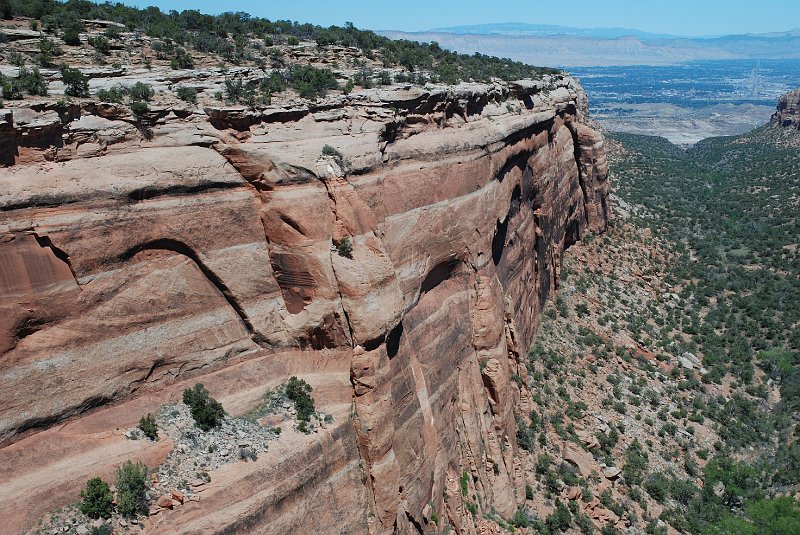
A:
[80,477,113,519]
[182,383,225,431]
[285,376,315,424]
[60,65,89,97]
[138,413,158,440]
[336,237,353,259]
[114,460,149,518]
[175,86,198,103]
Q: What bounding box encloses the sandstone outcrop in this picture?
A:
[772,87,800,129]
[0,74,608,534]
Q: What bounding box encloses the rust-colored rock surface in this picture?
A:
[0,77,608,534]
[772,87,800,129]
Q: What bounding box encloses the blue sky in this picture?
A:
[124,0,800,36]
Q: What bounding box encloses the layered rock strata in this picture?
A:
[0,76,608,534]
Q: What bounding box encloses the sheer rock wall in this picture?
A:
[0,76,608,534]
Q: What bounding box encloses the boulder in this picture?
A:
[563,443,594,477]
[157,496,175,509]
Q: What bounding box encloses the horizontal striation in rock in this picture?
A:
[0,76,608,534]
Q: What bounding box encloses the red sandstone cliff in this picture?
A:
[0,75,608,534]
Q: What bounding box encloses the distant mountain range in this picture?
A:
[380,25,800,67]
[429,22,684,40]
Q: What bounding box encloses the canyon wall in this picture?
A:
[0,76,608,534]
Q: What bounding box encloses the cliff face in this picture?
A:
[0,76,608,534]
[772,87,800,129]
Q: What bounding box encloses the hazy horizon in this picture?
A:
[123,0,800,37]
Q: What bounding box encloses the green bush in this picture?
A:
[63,27,81,46]
[80,477,113,519]
[115,460,149,518]
[512,507,531,528]
[88,35,111,55]
[18,67,48,96]
[138,413,158,440]
[289,64,337,99]
[38,38,63,66]
[175,86,197,103]
[90,525,113,535]
[545,499,572,532]
[96,86,125,103]
[622,439,648,485]
[644,472,671,503]
[259,71,286,94]
[130,101,148,116]
[129,81,154,101]
[183,383,225,431]
[285,376,315,423]
[171,48,194,69]
[336,237,353,259]
[60,65,89,97]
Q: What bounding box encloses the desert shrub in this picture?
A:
[575,512,594,534]
[512,507,531,528]
[285,376,315,422]
[90,525,113,535]
[644,473,671,503]
[175,85,197,103]
[342,78,354,94]
[62,20,83,46]
[18,67,48,96]
[138,413,158,440]
[38,38,63,66]
[60,65,89,97]
[183,383,225,431]
[322,144,350,172]
[289,64,337,98]
[286,36,299,45]
[669,478,698,505]
[80,477,113,519]
[96,86,125,103]
[0,73,22,100]
[623,439,648,485]
[223,76,261,105]
[336,237,353,259]
[238,447,257,462]
[130,101,148,116]
[517,415,534,451]
[259,71,286,94]
[171,48,194,69]
[88,36,111,55]
[545,499,572,532]
[115,461,149,518]
[129,81,154,101]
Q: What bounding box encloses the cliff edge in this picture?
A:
[771,87,800,129]
[0,67,608,533]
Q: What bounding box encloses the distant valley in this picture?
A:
[382,26,800,143]
[571,60,800,145]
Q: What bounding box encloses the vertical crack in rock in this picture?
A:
[120,238,268,347]
[566,120,592,230]
[319,176,358,347]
